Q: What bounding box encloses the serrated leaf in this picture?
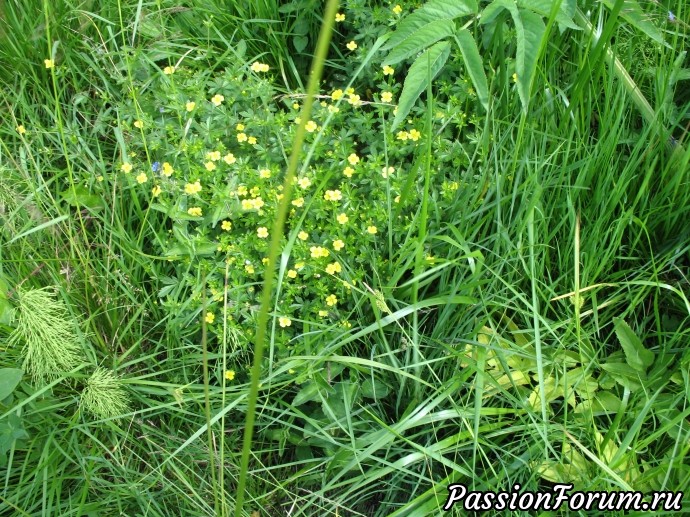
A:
[455,28,489,111]
[614,317,654,373]
[601,0,667,47]
[393,41,451,130]
[384,19,455,66]
[0,369,23,401]
[382,0,476,52]
[511,7,546,112]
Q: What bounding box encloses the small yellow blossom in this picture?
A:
[247,136,257,145]
[326,294,338,306]
[259,168,271,179]
[188,207,202,217]
[97,175,104,182]
[310,246,330,259]
[249,186,260,198]
[236,123,245,131]
[333,239,345,251]
[185,101,196,112]
[250,61,270,73]
[287,269,297,279]
[162,162,174,177]
[393,5,403,14]
[298,231,309,241]
[324,190,342,202]
[245,264,255,274]
[347,94,361,106]
[319,310,328,317]
[297,177,312,189]
[121,162,133,174]
[396,130,409,141]
[292,102,300,109]
[328,105,340,114]
[205,312,215,324]
[346,41,358,51]
[326,262,342,275]
[136,172,148,184]
[257,227,269,239]
[163,65,175,75]
[134,120,144,129]
[336,213,349,224]
[225,370,235,381]
[16,125,26,134]
[292,197,304,207]
[381,166,395,178]
[345,88,355,95]
[152,185,162,197]
[382,65,395,76]
[335,12,345,22]
[205,161,216,171]
[279,316,292,328]
[331,89,344,101]
[367,225,378,234]
[295,261,305,269]
[211,94,224,106]
[224,153,236,165]
[512,72,518,83]
[347,153,360,165]
[207,151,221,161]
[381,91,393,103]
[237,132,248,143]
[44,59,55,69]
[184,181,202,195]
[343,166,354,178]
[237,185,248,197]
[394,195,401,203]
[305,120,318,132]
[221,220,232,231]
[409,129,421,141]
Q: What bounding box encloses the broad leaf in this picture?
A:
[60,185,105,210]
[518,0,579,30]
[382,0,477,52]
[0,369,23,401]
[511,7,546,112]
[614,317,654,373]
[392,41,451,130]
[384,19,455,66]
[601,0,668,47]
[455,28,489,111]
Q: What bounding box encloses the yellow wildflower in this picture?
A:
[205,312,215,324]
[396,131,409,141]
[381,91,393,103]
[346,41,357,51]
[44,59,55,69]
[205,161,216,171]
[335,13,345,22]
[184,181,202,195]
[367,225,378,234]
[279,316,292,328]
[134,120,144,129]
[297,177,311,189]
[287,269,297,279]
[121,162,133,174]
[162,162,174,176]
[16,125,26,135]
[245,263,255,274]
[250,62,269,73]
[163,65,175,75]
[343,166,354,178]
[305,120,317,132]
[332,239,345,251]
[185,101,196,112]
[409,129,421,141]
[237,132,248,143]
[326,294,338,306]
[298,231,309,241]
[152,185,162,197]
[211,94,224,106]
[326,262,342,275]
[331,89,344,101]
[310,246,329,259]
[225,370,235,381]
[257,227,269,238]
[382,65,395,75]
[292,197,304,207]
[336,213,349,224]
[247,136,257,145]
[188,207,202,217]
[224,153,236,165]
[347,153,360,165]
[221,220,232,231]
[393,5,403,14]
[136,172,148,184]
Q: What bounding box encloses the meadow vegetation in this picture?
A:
[1,0,689,515]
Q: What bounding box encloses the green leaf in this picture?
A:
[511,7,546,112]
[293,36,308,53]
[600,362,645,391]
[517,0,579,30]
[455,28,489,111]
[384,19,455,66]
[614,317,654,373]
[361,378,391,399]
[382,0,477,52]
[479,0,513,26]
[601,0,668,47]
[60,185,105,210]
[293,382,321,406]
[392,41,451,130]
[0,369,23,401]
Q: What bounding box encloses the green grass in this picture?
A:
[1,0,690,515]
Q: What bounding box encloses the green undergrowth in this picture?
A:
[1,0,690,515]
